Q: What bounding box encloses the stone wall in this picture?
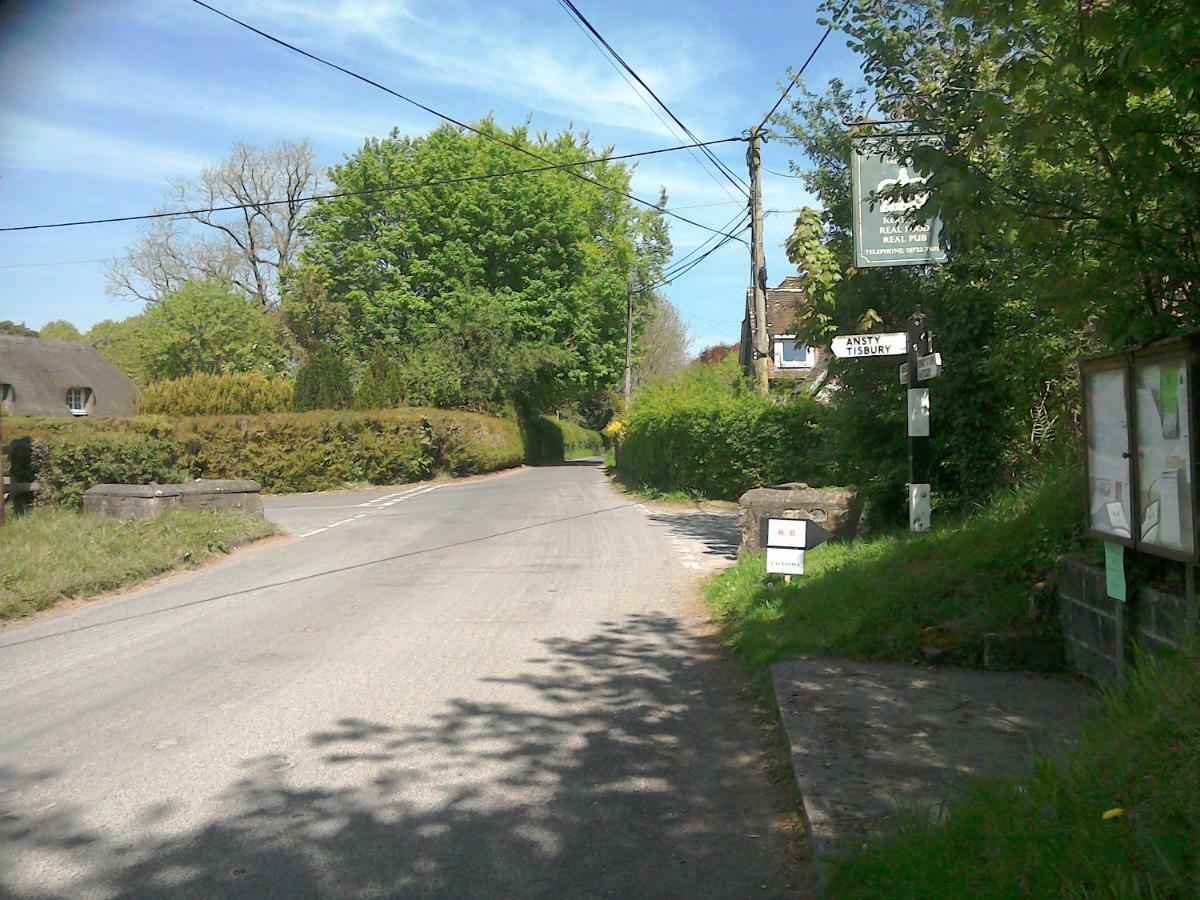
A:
[738,483,863,556]
[1058,556,1193,682]
[83,480,264,520]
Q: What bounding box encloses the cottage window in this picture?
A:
[66,387,91,416]
[0,383,12,408]
[773,336,813,369]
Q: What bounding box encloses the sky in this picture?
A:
[0,0,863,352]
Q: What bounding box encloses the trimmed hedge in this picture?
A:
[523,416,606,464]
[618,396,832,499]
[5,409,528,505]
[140,373,294,416]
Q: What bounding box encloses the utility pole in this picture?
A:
[747,126,770,395]
[624,272,634,410]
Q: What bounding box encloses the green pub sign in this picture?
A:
[851,136,947,268]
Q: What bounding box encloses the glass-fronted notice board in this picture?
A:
[1135,359,1195,557]
[1085,366,1133,540]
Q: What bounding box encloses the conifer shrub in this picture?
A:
[140,372,294,416]
[353,348,406,410]
[293,347,353,411]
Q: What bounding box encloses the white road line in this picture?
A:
[298,483,447,537]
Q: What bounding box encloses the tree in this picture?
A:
[632,298,690,389]
[0,320,38,337]
[137,279,291,382]
[85,317,150,383]
[353,348,406,410]
[287,120,670,411]
[38,320,82,342]
[108,140,320,308]
[293,347,353,412]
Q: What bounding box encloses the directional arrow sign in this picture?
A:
[762,517,832,551]
[831,332,907,359]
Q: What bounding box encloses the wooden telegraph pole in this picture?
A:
[747,126,770,395]
[624,273,634,410]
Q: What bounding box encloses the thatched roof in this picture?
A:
[0,335,138,417]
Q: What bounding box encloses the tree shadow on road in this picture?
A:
[646,510,741,561]
[0,614,809,898]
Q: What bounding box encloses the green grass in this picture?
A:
[703,465,1086,689]
[827,642,1200,898]
[0,508,276,620]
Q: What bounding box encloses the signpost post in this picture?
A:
[763,516,831,581]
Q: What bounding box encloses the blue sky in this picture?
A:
[0,0,862,352]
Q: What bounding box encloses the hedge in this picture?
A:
[618,395,832,499]
[5,409,528,506]
[522,416,606,464]
[140,372,294,416]
[4,410,599,506]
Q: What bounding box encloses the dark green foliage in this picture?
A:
[0,320,38,337]
[522,417,605,464]
[5,409,527,502]
[353,348,406,410]
[293,348,353,411]
[140,373,294,416]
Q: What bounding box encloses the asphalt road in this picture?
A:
[0,460,803,898]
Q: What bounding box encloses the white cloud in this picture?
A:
[179,0,741,140]
[0,113,210,184]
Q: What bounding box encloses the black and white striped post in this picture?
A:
[905,310,932,532]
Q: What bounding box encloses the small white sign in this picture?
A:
[908,388,930,437]
[831,332,907,359]
[766,547,805,575]
[765,518,807,549]
[916,352,943,381]
[910,483,931,532]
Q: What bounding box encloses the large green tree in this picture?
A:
[287,120,671,411]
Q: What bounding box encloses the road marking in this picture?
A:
[298,484,447,537]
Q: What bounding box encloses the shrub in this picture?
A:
[294,347,353,411]
[7,409,530,504]
[353,348,406,410]
[140,373,294,416]
[522,417,605,463]
[31,429,186,508]
[620,395,831,499]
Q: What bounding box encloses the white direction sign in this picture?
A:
[832,332,907,359]
[766,547,805,575]
[898,352,944,384]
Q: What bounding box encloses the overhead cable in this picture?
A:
[0,138,743,233]
[554,0,748,198]
[188,0,746,243]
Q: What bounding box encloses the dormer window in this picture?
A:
[66,387,91,416]
[773,336,813,370]
[0,383,12,412]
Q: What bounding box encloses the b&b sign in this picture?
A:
[762,517,831,576]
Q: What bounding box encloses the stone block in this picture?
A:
[982,631,1064,672]
[737,483,863,556]
[83,480,264,520]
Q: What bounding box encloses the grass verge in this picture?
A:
[702,465,1086,690]
[0,508,276,621]
[827,642,1200,897]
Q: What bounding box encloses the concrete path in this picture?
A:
[772,658,1095,867]
[0,461,803,898]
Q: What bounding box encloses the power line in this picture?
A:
[656,207,749,281]
[554,0,748,198]
[0,257,114,269]
[0,137,743,234]
[189,0,746,243]
[757,20,837,131]
[553,0,744,207]
[648,219,749,292]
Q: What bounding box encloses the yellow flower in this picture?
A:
[1102,808,1124,820]
[603,419,627,438]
